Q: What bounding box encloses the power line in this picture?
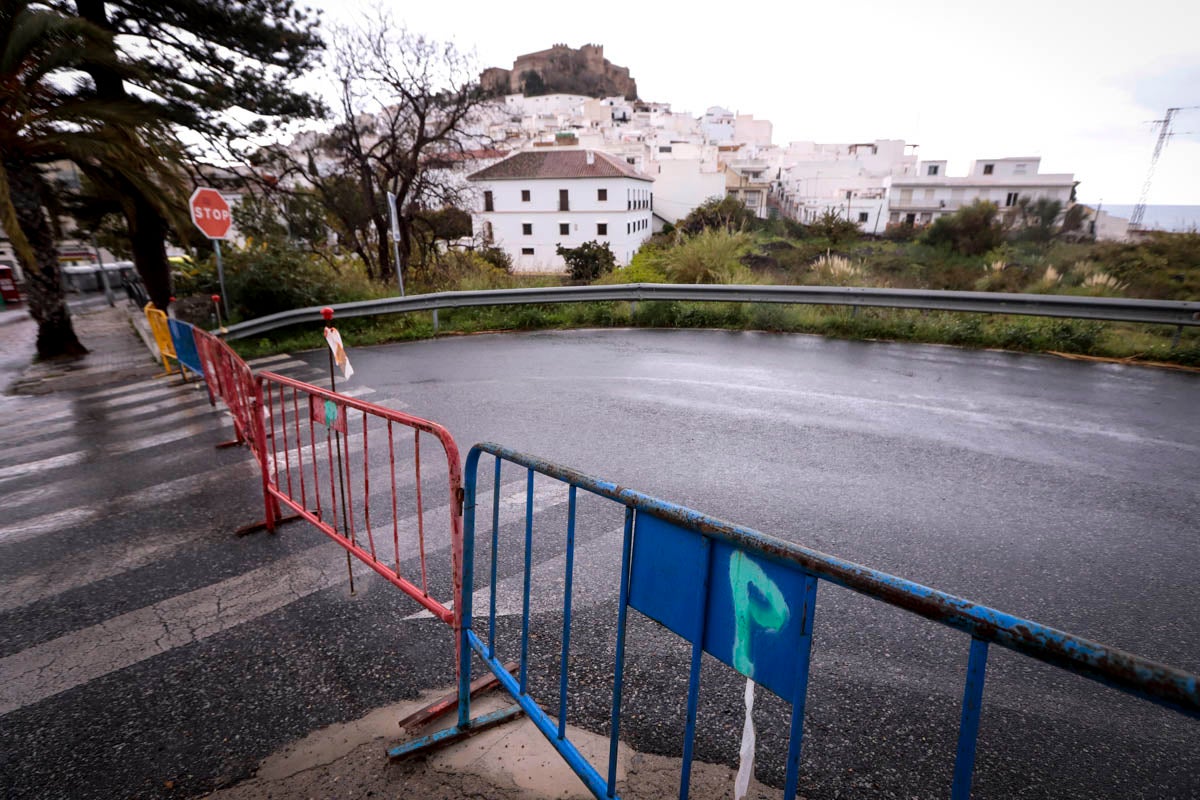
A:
[1130,106,1199,229]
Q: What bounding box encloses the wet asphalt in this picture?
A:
[0,324,1197,799]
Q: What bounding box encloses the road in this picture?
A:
[1,322,1196,799]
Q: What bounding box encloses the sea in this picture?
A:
[1092,204,1200,232]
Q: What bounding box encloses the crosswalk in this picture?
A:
[0,350,619,740]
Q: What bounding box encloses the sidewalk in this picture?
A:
[5,300,160,395]
[205,687,782,800]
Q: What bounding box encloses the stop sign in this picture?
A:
[189,187,232,239]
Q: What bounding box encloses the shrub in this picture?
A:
[478,246,513,273]
[809,210,860,244]
[677,196,758,236]
[922,201,1003,256]
[216,243,347,321]
[659,229,753,284]
[557,240,616,282]
[595,249,667,284]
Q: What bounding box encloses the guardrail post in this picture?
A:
[1171,324,1182,349]
[433,309,439,335]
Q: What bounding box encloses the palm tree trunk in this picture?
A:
[127,190,172,308]
[1,157,87,359]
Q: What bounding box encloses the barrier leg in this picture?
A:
[950,638,989,800]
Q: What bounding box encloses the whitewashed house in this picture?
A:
[468,150,655,272]
[887,157,1076,226]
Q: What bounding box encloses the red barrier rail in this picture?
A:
[193,327,281,531]
[257,371,465,628]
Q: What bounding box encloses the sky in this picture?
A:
[305,0,1200,205]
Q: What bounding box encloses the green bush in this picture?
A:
[223,248,335,320]
[659,229,753,284]
[676,196,758,236]
[557,240,616,282]
[596,250,667,284]
[922,201,1003,256]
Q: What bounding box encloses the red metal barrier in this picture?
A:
[257,371,465,629]
[193,327,280,531]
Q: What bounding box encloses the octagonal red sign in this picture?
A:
[189,187,232,239]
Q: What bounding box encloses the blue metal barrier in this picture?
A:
[167,318,204,377]
[398,442,1199,799]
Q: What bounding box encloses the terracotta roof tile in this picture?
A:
[468,150,653,182]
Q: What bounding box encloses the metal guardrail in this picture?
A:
[220,284,1200,340]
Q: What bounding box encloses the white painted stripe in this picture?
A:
[0,483,558,716]
[0,393,215,448]
[0,472,487,618]
[98,385,196,414]
[103,392,212,422]
[261,359,310,372]
[89,381,188,406]
[339,385,376,398]
[80,378,163,400]
[0,418,219,488]
[0,444,254,547]
[246,354,293,366]
[0,463,261,613]
[0,451,86,482]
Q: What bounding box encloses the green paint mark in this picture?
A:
[729,551,789,678]
[324,400,338,428]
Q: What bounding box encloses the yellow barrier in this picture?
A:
[144,302,181,376]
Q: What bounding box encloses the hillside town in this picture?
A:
[0,41,1141,281]
[313,43,1130,272]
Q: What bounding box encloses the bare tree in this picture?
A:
[265,14,490,284]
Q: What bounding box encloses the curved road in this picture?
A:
[345,328,1200,798]
[1,324,1196,799]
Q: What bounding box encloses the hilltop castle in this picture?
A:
[481,43,637,100]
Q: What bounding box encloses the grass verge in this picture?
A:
[228,300,1200,369]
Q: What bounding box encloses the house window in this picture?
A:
[905,213,916,224]
[522,223,532,235]
[927,165,939,176]
[598,188,607,201]
[1005,192,1019,207]
[650,193,653,210]
[559,223,570,236]
[626,157,636,165]
[521,189,531,202]
[521,247,534,255]
[659,146,672,153]
[858,212,869,223]
[483,191,493,212]
[483,221,493,242]
[983,164,995,175]
[597,223,607,235]
[559,189,569,211]
[626,222,631,234]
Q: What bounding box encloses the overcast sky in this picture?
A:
[307,0,1200,205]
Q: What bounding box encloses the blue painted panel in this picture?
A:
[168,318,203,374]
[629,512,810,699]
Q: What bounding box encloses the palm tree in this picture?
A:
[0,0,185,358]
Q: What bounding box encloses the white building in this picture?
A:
[468,150,655,272]
[887,157,1075,226]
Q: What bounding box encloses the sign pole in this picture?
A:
[214,239,229,318]
[387,191,405,297]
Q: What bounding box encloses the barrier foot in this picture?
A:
[387,704,524,762]
[235,512,304,537]
[215,439,243,449]
[397,661,519,733]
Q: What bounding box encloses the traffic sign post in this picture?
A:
[386,191,405,297]
[189,188,233,318]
